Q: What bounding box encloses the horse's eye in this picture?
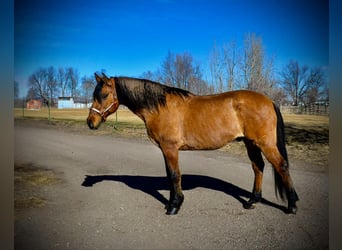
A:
[101,93,109,99]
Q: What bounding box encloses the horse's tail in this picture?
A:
[273,103,288,201]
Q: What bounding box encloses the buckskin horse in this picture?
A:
[87,73,299,215]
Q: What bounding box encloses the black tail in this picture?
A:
[273,103,288,201]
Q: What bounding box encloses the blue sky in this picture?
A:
[15,0,328,97]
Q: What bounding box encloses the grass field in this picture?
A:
[14,107,143,124]
[14,107,329,167]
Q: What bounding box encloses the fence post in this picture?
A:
[48,100,51,122]
[113,111,118,130]
[22,98,25,118]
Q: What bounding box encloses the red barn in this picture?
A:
[26,99,42,110]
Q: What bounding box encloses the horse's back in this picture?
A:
[180,90,277,149]
[187,90,275,122]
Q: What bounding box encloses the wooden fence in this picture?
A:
[280,103,329,116]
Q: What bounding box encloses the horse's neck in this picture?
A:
[134,109,149,124]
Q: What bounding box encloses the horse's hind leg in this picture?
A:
[261,145,299,214]
[160,145,184,215]
[243,139,265,209]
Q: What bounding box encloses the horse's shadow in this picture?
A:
[81,174,288,213]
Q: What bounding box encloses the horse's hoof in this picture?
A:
[166,206,180,215]
[243,202,256,209]
[243,198,258,209]
[287,205,297,214]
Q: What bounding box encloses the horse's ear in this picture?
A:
[106,77,114,87]
[102,73,113,86]
[94,73,102,83]
[102,73,109,81]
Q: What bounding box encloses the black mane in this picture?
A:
[114,77,192,112]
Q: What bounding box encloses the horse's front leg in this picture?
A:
[161,145,184,215]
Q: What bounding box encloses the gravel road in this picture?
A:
[14,121,328,249]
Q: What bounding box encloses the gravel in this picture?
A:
[15,121,328,250]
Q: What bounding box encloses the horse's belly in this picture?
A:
[181,129,241,150]
[180,110,244,150]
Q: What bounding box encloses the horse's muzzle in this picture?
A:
[87,119,98,130]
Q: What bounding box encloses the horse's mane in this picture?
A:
[114,77,192,112]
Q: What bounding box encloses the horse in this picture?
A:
[87,73,299,215]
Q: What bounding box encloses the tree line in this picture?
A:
[15,66,97,107]
[141,33,328,106]
[15,33,328,108]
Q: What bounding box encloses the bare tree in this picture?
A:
[282,61,302,105]
[304,67,328,103]
[281,61,328,105]
[46,66,58,106]
[140,70,155,81]
[26,86,38,100]
[66,67,79,98]
[28,66,57,120]
[209,42,224,92]
[140,70,163,83]
[161,51,176,87]
[209,36,275,95]
[281,60,308,105]
[235,33,284,102]
[81,75,96,105]
[28,66,57,103]
[28,67,49,104]
[57,67,68,97]
[160,51,206,93]
[222,40,238,91]
[241,33,265,91]
[189,77,214,95]
[174,53,193,90]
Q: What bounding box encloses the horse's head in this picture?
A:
[87,73,119,129]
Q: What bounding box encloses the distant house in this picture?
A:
[26,99,42,110]
[58,97,74,109]
[58,97,91,109]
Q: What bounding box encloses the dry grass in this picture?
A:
[282,113,329,167]
[14,108,329,167]
[15,163,61,211]
[14,107,143,124]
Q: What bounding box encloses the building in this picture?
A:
[58,97,91,109]
[58,97,74,109]
[26,99,42,110]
